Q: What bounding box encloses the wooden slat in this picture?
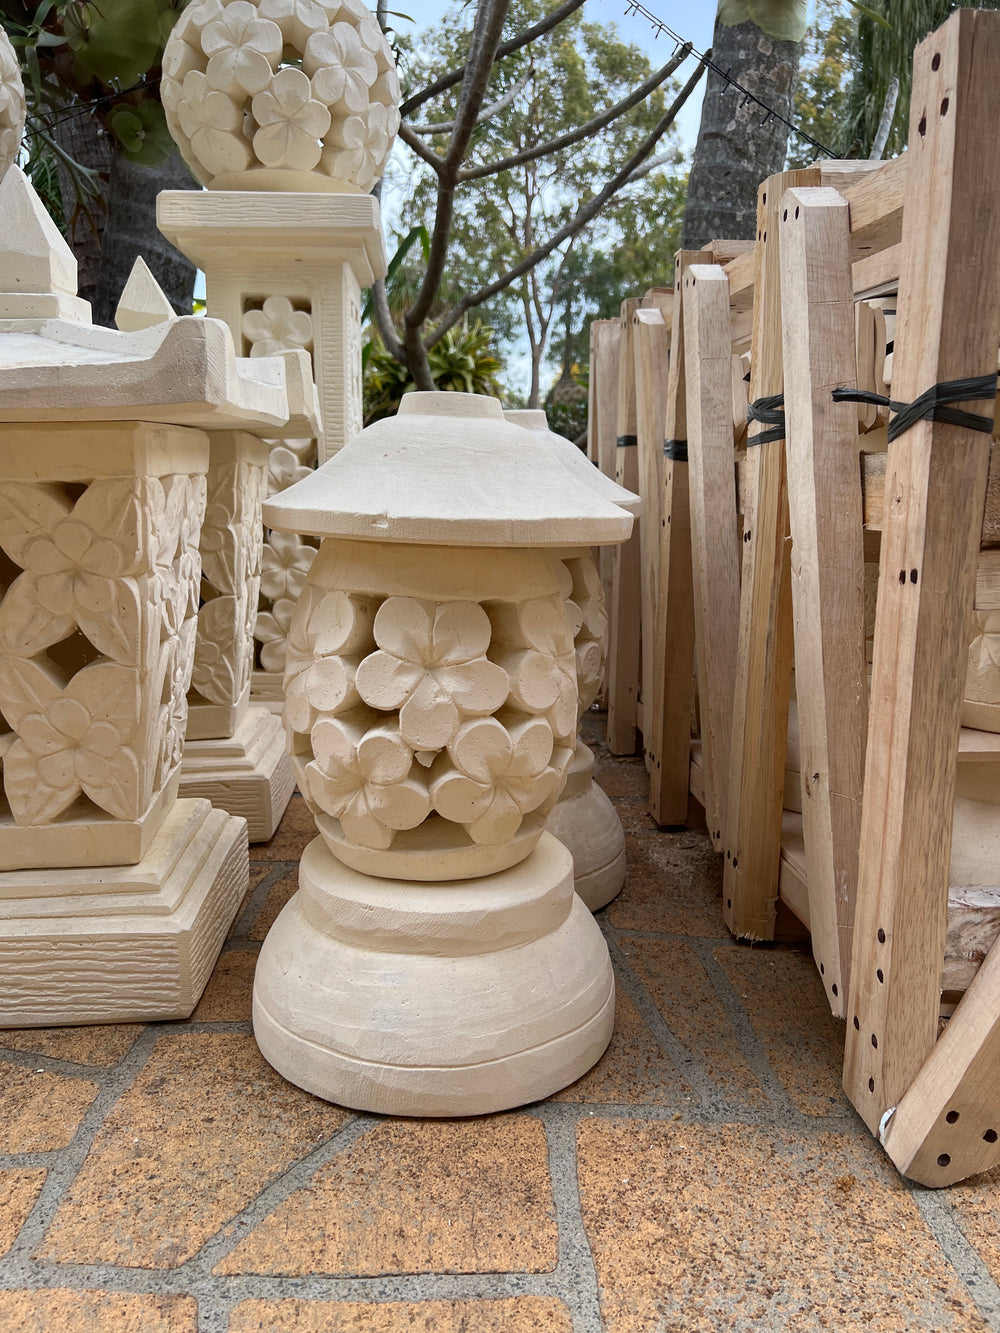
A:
[633,302,670,761]
[606,298,643,755]
[647,253,705,823]
[722,167,820,941]
[589,319,621,632]
[708,238,754,265]
[840,152,907,262]
[779,185,868,1018]
[843,9,1000,1135]
[683,264,740,851]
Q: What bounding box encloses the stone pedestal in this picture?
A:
[180,430,294,840]
[254,392,633,1113]
[0,165,299,1024]
[546,740,626,911]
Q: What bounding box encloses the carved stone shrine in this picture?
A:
[157,0,395,709]
[254,392,633,1114]
[0,165,295,1025]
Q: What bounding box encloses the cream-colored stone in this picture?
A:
[547,741,626,911]
[504,408,641,515]
[253,393,628,1113]
[180,704,296,842]
[0,168,78,303]
[0,31,25,186]
[254,833,615,1114]
[114,256,178,332]
[162,0,399,193]
[0,800,247,1025]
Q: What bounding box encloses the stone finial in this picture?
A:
[0,165,77,297]
[160,0,401,194]
[115,256,179,332]
[0,27,25,183]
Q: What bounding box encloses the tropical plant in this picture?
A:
[364,317,504,424]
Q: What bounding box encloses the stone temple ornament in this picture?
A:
[504,409,641,910]
[0,27,25,182]
[0,166,296,1025]
[158,0,394,709]
[254,392,634,1115]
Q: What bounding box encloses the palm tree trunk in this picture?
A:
[681,18,803,250]
[92,145,199,327]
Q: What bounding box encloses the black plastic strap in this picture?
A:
[616,433,638,448]
[746,392,785,446]
[663,438,688,462]
[831,373,997,442]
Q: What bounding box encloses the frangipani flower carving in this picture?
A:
[252,67,331,171]
[497,596,578,740]
[267,444,312,495]
[260,530,316,603]
[192,594,250,706]
[283,587,375,733]
[355,598,509,750]
[261,0,334,50]
[0,28,25,179]
[0,658,141,824]
[305,24,377,113]
[203,2,282,96]
[304,714,430,849]
[430,715,561,845]
[0,478,150,665]
[321,101,397,190]
[242,297,314,359]
[255,595,296,675]
[177,71,252,177]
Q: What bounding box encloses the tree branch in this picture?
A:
[373,276,406,362]
[399,0,585,117]
[397,122,445,169]
[624,146,677,185]
[404,0,511,354]
[459,44,691,182]
[410,62,533,135]
[424,55,708,347]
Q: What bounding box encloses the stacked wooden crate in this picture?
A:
[591,8,1000,1186]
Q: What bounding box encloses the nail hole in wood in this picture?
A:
[794,206,799,219]
[871,1033,878,1048]
[868,1077,875,1092]
[819,962,825,975]
[782,209,787,221]
[732,858,739,869]
[910,569,918,583]
[832,983,839,996]
[878,928,886,943]
[898,570,906,584]
[946,1110,960,1124]
[937,1153,951,1167]
[919,114,927,137]
[727,898,732,909]
[984,1129,998,1143]
[940,96,949,117]
[932,52,941,70]
[762,192,767,204]
[877,968,884,983]
[853,1016,860,1030]
[763,231,767,242]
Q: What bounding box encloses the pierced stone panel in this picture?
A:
[0,470,206,839]
[562,554,608,717]
[284,547,577,877]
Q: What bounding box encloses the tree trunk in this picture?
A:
[52,113,111,312]
[681,19,802,250]
[93,145,199,327]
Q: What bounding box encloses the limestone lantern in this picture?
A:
[0,166,294,1025]
[504,408,641,910]
[254,392,633,1115]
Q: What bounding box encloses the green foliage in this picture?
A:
[843,0,1000,158]
[786,0,854,164]
[365,318,505,425]
[391,0,686,401]
[64,0,178,89]
[718,0,810,42]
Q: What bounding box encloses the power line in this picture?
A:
[623,1,838,158]
[21,75,162,144]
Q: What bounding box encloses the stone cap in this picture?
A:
[263,391,634,547]
[503,408,642,516]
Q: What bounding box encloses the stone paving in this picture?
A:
[3,719,1000,1331]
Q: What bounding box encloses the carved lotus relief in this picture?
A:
[162,0,400,191]
[286,581,578,858]
[0,473,206,827]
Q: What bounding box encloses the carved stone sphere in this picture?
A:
[0,28,26,183]
[161,0,400,193]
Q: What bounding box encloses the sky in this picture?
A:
[381,1,719,395]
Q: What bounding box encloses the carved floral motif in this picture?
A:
[0,27,25,181]
[966,607,1000,706]
[162,0,400,190]
[563,554,607,716]
[0,471,205,826]
[242,297,314,359]
[285,576,578,854]
[260,529,315,602]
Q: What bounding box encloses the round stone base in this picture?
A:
[252,832,615,1116]
[546,741,626,911]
